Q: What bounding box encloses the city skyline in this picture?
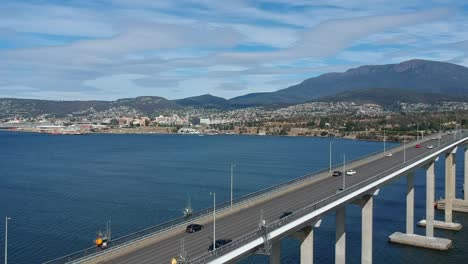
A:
[1,1,467,101]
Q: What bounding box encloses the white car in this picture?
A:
[386,153,393,157]
[346,169,356,176]
[427,145,434,149]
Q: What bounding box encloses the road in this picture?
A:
[100,133,457,264]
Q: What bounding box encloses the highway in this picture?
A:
[98,133,458,264]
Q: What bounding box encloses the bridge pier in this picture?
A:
[290,220,321,264]
[335,206,346,264]
[359,195,373,264]
[436,147,468,212]
[423,149,462,230]
[390,162,452,250]
[406,172,415,234]
[270,240,281,264]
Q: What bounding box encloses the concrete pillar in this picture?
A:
[270,240,281,264]
[300,226,313,264]
[426,161,435,238]
[335,206,346,264]
[465,148,468,201]
[406,173,414,235]
[445,153,454,223]
[361,196,373,264]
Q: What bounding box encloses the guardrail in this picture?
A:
[44,132,451,264]
[188,131,466,263]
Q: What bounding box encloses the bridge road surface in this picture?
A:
[100,134,455,264]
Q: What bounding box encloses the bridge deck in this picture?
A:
[74,133,460,263]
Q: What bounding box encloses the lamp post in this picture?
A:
[403,137,406,163]
[5,217,11,264]
[329,141,333,173]
[342,154,346,190]
[383,130,386,155]
[210,192,216,251]
[230,163,235,209]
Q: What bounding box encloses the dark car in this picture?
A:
[279,211,293,219]
[186,224,204,233]
[332,171,342,177]
[208,239,232,251]
[415,144,422,148]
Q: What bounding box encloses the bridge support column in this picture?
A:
[431,149,462,230]
[437,147,468,213]
[270,240,281,264]
[300,226,314,264]
[361,195,373,264]
[335,206,346,264]
[426,160,435,237]
[391,161,453,250]
[445,151,455,223]
[406,172,414,235]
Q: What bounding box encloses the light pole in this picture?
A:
[403,137,406,163]
[342,154,346,190]
[5,217,11,264]
[383,130,386,155]
[210,192,216,251]
[329,141,333,173]
[230,163,235,209]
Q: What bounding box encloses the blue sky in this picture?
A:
[0,0,467,100]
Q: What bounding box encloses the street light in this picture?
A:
[403,137,406,163]
[5,217,11,264]
[230,163,235,209]
[342,154,346,190]
[210,192,216,251]
[329,141,333,173]
[383,130,386,155]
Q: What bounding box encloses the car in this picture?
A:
[279,211,293,219]
[336,188,344,194]
[427,145,434,149]
[208,239,232,251]
[186,224,203,233]
[346,169,356,176]
[386,153,393,157]
[415,144,422,148]
[332,171,342,177]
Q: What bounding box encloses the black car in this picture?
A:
[279,211,293,219]
[208,239,232,251]
[332,171,342,177]
[186,224,204,233]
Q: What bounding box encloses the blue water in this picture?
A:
[0,132,467,263]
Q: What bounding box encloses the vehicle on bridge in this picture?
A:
[208,239,232,251]
[332,171,342,177]
[427,145,434,149]
[386,153,393,157]
[279,211,293,219]
[346,169,356,176]
[415,144,422,148]
[186,224,203,233]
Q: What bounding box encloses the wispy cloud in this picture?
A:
[0,0,466,100]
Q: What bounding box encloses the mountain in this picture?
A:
[174,94,229,108]
[229,59,468,106]
[319,88,466,109]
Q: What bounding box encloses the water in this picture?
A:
[0,132,466,263]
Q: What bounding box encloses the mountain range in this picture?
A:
[1,59,468,118]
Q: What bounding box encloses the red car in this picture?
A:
[415,144,422,148]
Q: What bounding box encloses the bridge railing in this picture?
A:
[188,132,466,263]
[44,132,452,264]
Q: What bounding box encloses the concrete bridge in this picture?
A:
[45,130,468,264]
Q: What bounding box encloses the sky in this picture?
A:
[1,0,468,101]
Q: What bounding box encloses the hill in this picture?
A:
[174,94,229,108]
[229,59,468,106]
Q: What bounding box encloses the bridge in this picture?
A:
[45,130,468,264]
